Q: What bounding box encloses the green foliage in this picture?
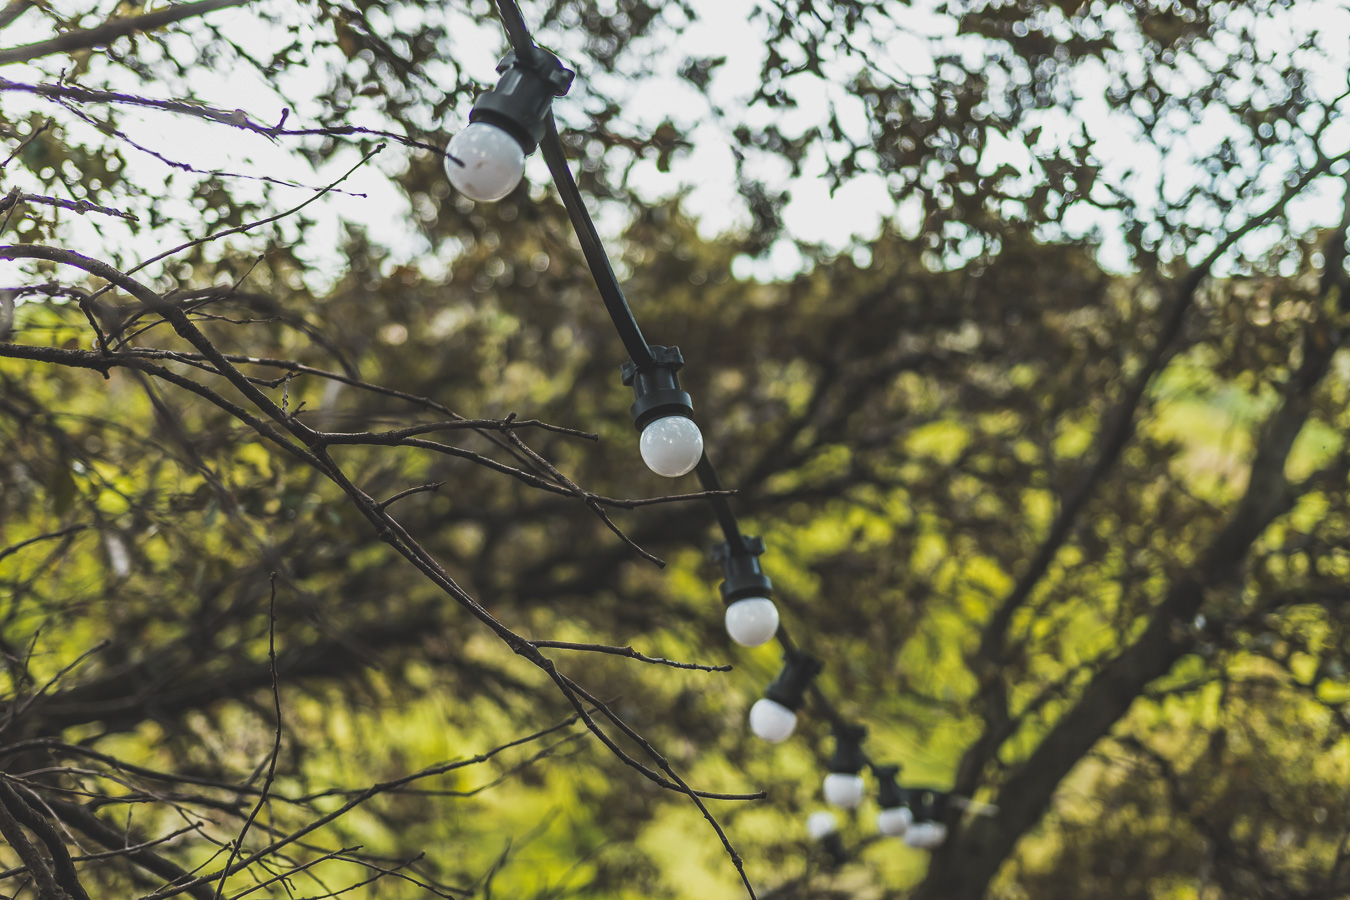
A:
[2,1,1350,899]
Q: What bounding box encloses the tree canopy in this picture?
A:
[2,1,1350,898]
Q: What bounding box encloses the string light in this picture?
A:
[806,810,847,866]
[822,724,868,809]
[905,822,949,850]
[749,650,821,742]
[902,789,950,850]
[806,810,839,840]
[621,346,704,477]
[468,0,978,873]
[445,47,574,201]
[874,765,914,837]
[713,536,780,647]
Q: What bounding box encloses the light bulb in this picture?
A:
[823,773,866,809]
[904,822,948,850]
[639,415,703,477]
[806,811,839,841]
[724,597,779,647]
[877,806,913,837]
[748,697,797,742]
[445,122,526,201]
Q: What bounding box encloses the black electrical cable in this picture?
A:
[693,456,744,545]
[492,0,534,55]
[538,114,656,368]
[490,0,654,366]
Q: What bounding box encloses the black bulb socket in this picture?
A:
[908,787,950,823]
[821,831,847,867]
[620,345,695,432]
[712,535,772,605]
[763,649,822,712]
[469,47,575,155]
[875,764,908,810]
[827,723,868,775]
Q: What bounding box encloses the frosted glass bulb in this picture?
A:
[877,806,913,837]
[725,597,779,647]
[445,123,526,201]
[639,415,703,477]
[823,773,866,809]
[904,822,948,849]
[748,698,797,742]
[806,811,839,841]
[903,822,934,848]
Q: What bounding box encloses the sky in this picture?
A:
[2,0,1349,286]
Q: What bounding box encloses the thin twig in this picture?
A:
[0,116,49,169]
[54,97,369,196]
[529,640,731,672]
[376,482,444,511]
[499,421,665,568]
[555,673,760,898]
[141,711,596,899]
[327,853,468,899]
[314,417,598,446]
[0,191,137,221]
[221,845,357,900]
[0,524,88,567]
[1,638,110,736]
[116,143,385,294]
[0,823,202,880]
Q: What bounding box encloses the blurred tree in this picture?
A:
[1,1,1350,899]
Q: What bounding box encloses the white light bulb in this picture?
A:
[877,806,913,837]
[639,415,703,477]
[725,597,779,647]
[806,811,839,841]
[823,773,866,809]
[904,822,948,850]
[445,122,526,202]
[748,698,797,742]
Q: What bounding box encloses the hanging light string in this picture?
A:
[442,0,979,855]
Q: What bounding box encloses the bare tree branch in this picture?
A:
[0,778,90,900]
[0,0,33,32]
[0,0,253,67]
[42,797,217,900]
[0,780,67,900]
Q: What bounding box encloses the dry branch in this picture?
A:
[0,0,253,67]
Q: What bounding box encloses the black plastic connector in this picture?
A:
[908,788,949,823]
[764,649,823,712]
[620,345,694,431]
[712,535,772,605]
[827,723,868,775]
[821,831,847,867]
[875,764,908,810]
[469,47,575,154]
